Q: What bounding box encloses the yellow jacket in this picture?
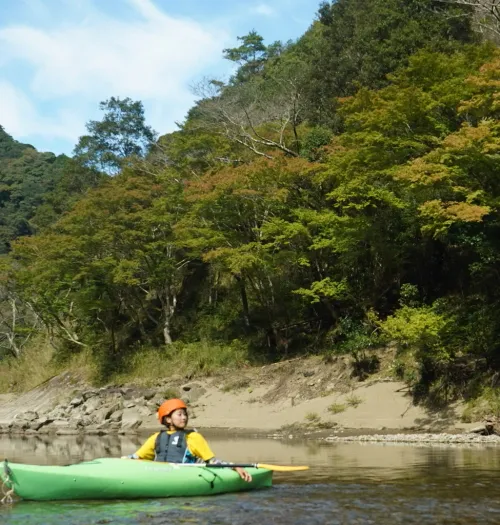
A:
[135,430,215,462]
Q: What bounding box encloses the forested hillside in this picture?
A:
[2,0,500,409]
[0,127,103,254]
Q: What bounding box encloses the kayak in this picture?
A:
[1,458,273,501]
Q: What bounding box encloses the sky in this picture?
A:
[0,0,319,156]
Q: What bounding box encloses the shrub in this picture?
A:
[327,403,346,414]
[346,394,363,408]
[305,412,321,422]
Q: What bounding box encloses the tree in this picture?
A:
[192,54,310,158]
[74,97,157,175]
[301,0,475,126]
[12,163,192,357]
[0,132,71,253]
[177,155,322,351]
[0,256,40,358]
[436,1,500,40]
[223,31,268,83]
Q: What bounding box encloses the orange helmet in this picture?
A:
[157,398,187,423]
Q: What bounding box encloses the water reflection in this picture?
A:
[1,434,500,524]
[1,433,500,481]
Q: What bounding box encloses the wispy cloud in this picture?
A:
[0,0,229,147]
[0,81,83,142]
[252,3,276,17]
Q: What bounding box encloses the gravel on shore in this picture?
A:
[323,433,500,445]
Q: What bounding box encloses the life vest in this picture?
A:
[154,430,196,463]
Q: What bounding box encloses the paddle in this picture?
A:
[174,463,309,472]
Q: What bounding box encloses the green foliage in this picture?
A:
[223,31,268,82]
[462,387,500,422]
[399,283,420,307]
[327,403,346,414]
[305,0,475,125]
[74,97,156,174]
[2,1,500,410]
[300,126,333,161]
[294,278,349,304]
[380,306,448,350]
[346,394,363,408]
[0,127,104,253]
[305,412,321,422]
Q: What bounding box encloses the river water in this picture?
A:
[1,432,500,524]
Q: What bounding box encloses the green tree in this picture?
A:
[223,30,268,83]
[302,0,475,126]
[0,129,73,253]
[12,162,191,362]
[74,97,157,175]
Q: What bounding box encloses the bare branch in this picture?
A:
[191,61,309,159]
[435,0,500,38]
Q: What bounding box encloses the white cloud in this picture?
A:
[252,3,276,17]
[0,81,84,142]
[0,0,227,100]
[0,0,230,146]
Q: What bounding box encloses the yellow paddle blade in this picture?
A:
[255,463,309,472]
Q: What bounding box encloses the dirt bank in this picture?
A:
[0,354,479,436]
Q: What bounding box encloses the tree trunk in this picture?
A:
[162,291,177,345]
[163,316,173,345]
[234,274,250,327]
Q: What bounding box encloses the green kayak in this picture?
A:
[1,458,272,501]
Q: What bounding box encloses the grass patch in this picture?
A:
[304,412,337,429]
[111,340,249,386]
[0,336,98,393]
[327,403,346,414]
[305,412,321,423]
[316,420,337,429]
[0,337,55,393]
[0,337,249,393]
[162,388,181,399]
[279,422,303,433]
[346,394,363,408]
[462,387,500,423]
[281,417,337,433]
[169,340,249,376]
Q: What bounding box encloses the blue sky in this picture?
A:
[0,0,319,155]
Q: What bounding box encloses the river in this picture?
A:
[1,432,500,524]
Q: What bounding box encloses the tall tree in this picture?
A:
[74,97,157,175]
[223,31,268,83]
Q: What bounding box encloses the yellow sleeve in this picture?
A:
[135,432,159,461]
[186,432,215,462]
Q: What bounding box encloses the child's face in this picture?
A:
[167,408,188,429]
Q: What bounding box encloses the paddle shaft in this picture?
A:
[173,462,309,472]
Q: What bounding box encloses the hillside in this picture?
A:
[2,0,500,416]
[0,127,68,253]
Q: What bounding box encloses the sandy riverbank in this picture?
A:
[0,355,483,437]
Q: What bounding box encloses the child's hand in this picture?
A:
[234,467,252,482]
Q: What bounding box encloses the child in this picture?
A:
[127,398,252,482]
